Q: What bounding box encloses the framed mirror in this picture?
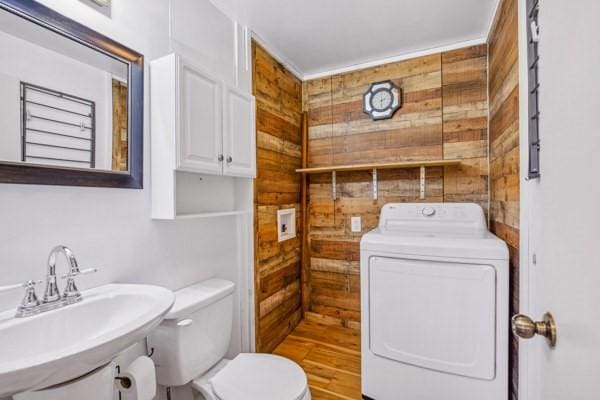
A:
[0,0,143,188]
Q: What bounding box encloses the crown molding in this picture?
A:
[218,0,501,82]
[302,37,487,80]
[254,36,489,81]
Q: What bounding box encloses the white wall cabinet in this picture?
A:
[223,86,256,177]
[151,53,255,219]
[178,61,223,174]
[152,53,255,177]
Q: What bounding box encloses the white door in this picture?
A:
[222,85,256,177]
[519,1,600,399]
[177,59,223,174]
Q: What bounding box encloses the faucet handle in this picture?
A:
[61,268,97,302]
[20,280,42,310]
[0,279,42,294]
[5,280,43,318]
[1,280,42,317]
[61,267,98,279]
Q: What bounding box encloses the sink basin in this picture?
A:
[0,284,175,397]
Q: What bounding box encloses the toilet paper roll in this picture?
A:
[117,356,157,400]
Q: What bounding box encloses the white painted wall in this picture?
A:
[0,1,252,399]
[0,73,20,162]
[170,0,235,86]
[170,0,251,92]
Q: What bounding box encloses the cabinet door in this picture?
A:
[177,60,223,174]
[222,86,256,177]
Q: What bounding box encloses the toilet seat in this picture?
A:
[209,354,308,400]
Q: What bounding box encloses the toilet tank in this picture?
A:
[147,279,235,387]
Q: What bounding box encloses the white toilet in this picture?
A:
[148,279,310,400]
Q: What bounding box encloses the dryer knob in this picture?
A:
[422,207,436,217]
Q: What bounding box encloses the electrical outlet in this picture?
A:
[351,216,362,232]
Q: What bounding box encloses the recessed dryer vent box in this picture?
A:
[277,208,296,242]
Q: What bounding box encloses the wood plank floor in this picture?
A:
[273,319,361,400]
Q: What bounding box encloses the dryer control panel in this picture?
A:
[378,203,487,234]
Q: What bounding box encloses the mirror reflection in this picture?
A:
[0,8,130,172]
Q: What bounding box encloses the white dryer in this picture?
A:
[360,203,508,400]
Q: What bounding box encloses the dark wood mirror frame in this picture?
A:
[0,0,144,189]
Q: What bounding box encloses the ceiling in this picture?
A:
[210,0,500,79]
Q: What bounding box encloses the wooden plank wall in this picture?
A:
[303,45,489,329]
[488,0,520,398]
[253,41,304,352]
[111,80,128,171]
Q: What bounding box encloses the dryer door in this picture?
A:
[368,256,496,380]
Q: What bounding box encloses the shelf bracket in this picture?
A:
[420,166,426,199]
[332,171,337,201]
[372,168,378,200]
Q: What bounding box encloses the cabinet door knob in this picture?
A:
[226,156,233,163]
[218,155,224,162]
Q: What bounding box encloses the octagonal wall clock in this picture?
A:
[363,80,402,121]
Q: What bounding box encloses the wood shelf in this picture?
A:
[296,159,462,200]
[295,159,462,174]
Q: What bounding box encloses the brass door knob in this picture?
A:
[511,312,557,347]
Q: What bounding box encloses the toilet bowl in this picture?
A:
[147,279,310,400]
[191,354,310,400]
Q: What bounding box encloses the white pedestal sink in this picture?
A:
[0,284,175,397]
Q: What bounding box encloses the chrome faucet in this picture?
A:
[0,246,97,317]
[43,245,68,303]
[44,245,96,304]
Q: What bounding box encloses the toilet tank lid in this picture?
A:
[165,279,235,320]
